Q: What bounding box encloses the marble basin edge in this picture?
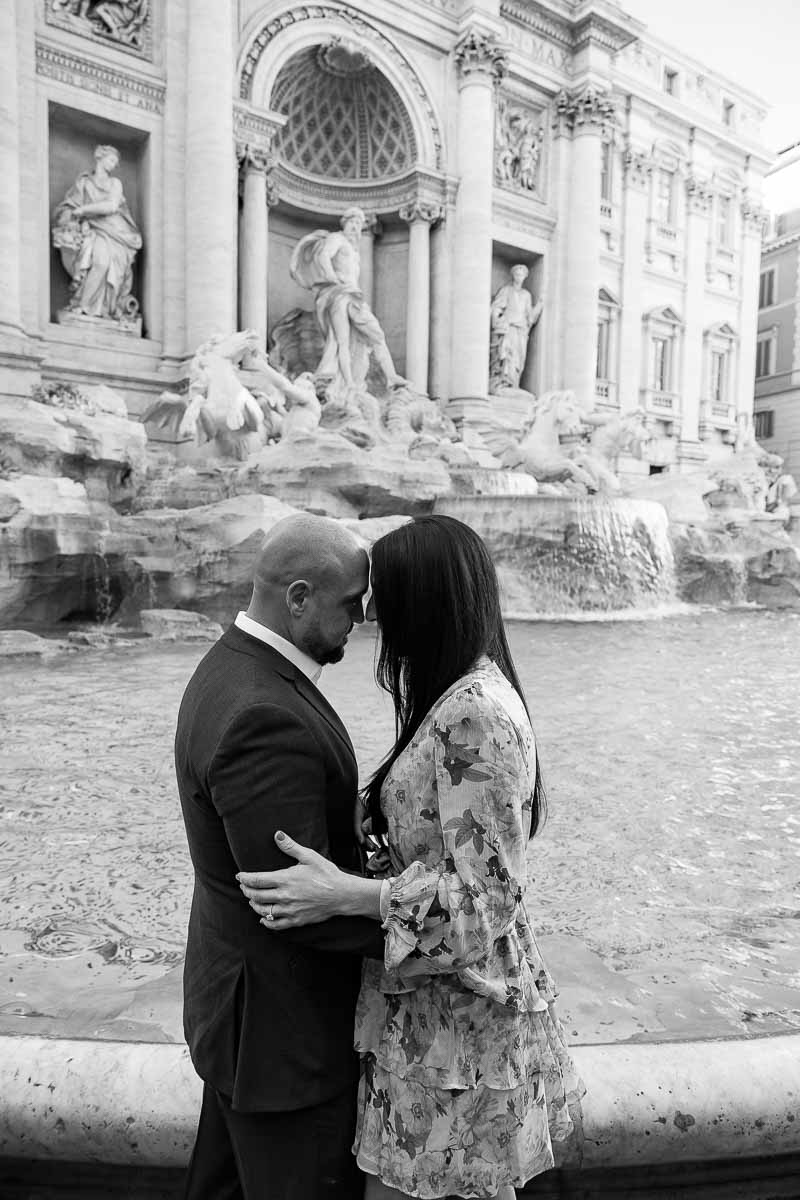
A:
[0,1033,798,1171]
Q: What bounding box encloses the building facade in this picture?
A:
[754,209,800,482]
[0,0,772,473]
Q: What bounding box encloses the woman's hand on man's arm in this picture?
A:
[237,831,384,929]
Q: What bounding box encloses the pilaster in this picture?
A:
[400,202,442,394]
[617,147,651,410]
[554,85,615,408]
[185,0,237,349]
[0,0,42,397]
[0,0,23,340]
[680,174,714,447]
[738,195,769,422]
[449,27,508,409]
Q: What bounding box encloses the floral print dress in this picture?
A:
[353,658,584,1199]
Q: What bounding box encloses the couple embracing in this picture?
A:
[175,513,583,1200]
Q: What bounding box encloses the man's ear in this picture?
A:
[285,579,311,617]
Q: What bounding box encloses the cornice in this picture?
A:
[572,13,639,55]
[35,40,165,114]
[500,1,638,55]
[763,230,800,254]
[499,0,572,50]
[269,163,456,218]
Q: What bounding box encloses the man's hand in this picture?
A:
[237,831,344,929]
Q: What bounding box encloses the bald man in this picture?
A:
[175,515,385,1200]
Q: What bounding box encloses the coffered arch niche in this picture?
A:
[239,5,444,178]
[237,6,448,383]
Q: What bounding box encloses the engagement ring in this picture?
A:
[265,905,275,922]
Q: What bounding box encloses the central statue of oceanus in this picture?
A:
[289,206,408,400]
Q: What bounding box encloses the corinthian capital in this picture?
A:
[741,194,769,236]
[236,142,272,174]
[622,147,652,190]
[454,29,508,86]
[553,86,616,137]
[685,174,713,214]
[399,202,443,225]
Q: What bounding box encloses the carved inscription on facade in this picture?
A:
[36,42,165,113]
[497,20,569,72]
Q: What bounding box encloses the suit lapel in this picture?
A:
[290,671,357,764]
[222,624,357,766]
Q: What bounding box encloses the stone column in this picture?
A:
[449,29,507,409]
[0,0,22,338]
[738,199,767,423]
[237,148,271,347]
[556,87,615,408]
[617,148,651,410]
[679,176,713,454]
[400,203,441,393]
[429,212,453,404]
[185,0,237,349]
[359,216,380,310]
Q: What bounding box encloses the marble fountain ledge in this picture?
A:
[0,1034,798,1172]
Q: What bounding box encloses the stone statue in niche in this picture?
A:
[52,144,143,333]
[289,206,408,404]
[48,0,150,52]
[495,97,543,192]
[489,264,542,392]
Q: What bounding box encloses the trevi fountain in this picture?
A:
[2,194,799,1190]
[1,1,800,1192]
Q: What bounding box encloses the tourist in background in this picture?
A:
[240,514,584,1200]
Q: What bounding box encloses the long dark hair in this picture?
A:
[362,514,545,838]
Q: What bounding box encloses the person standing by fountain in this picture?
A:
[239,515,584,1200]
[175,515,385,1199]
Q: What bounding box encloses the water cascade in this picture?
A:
[436,494,678,616]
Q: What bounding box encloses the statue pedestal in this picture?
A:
[56,309,142,339]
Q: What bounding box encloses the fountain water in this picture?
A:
[436,494,678,616]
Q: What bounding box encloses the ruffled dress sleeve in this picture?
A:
[381,683,532,982]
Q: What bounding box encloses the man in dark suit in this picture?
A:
[175,513,385,1200]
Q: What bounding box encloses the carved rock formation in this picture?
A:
[0,394,146,506]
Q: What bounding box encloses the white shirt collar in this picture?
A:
[234,611,323,684]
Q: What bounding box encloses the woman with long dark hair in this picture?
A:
[240,515,583,1199]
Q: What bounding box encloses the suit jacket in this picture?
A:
[175,623,385,1113]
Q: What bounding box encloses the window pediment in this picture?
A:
[705,320,737,341]
[652,138,684,173]
[599,286,620,307]
[644,304,683,327]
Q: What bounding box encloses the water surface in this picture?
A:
[1,610,798,1045]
